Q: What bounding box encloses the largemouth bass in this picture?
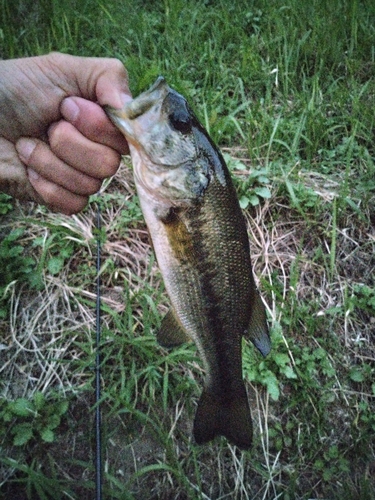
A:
[105,77,271,450]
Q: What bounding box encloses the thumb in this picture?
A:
[46,52,132,108]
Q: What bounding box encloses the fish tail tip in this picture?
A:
[193,386,253,451]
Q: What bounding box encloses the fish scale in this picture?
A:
[105,76,271,450]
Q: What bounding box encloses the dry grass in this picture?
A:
[1,154,375,498]
[1,167,131,388]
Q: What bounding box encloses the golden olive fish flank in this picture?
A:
[105,77,271,450]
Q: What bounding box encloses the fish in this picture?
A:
[105,77,271,450]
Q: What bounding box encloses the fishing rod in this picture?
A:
[95,201,103,500]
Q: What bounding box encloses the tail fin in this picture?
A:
[193,384,253,450]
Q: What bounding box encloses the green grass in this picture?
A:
[1,0,375,498]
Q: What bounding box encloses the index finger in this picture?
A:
[61,97,129,154]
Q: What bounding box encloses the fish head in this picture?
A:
[105,77,211,205]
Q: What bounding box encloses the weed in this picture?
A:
[0,194,13,215]
[224,152,272,208]
[0,228,40,318]
[0,392,69,447]
[1,0,375,498]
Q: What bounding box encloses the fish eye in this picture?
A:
[169,110,192,134]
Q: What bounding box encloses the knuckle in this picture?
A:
[97,150,121,178]
[42,184,88,215]
[62,198,88,215]
[37,182,60,207]
[48,120,72,152]
[109,58,128,79]
[79,176,102,195]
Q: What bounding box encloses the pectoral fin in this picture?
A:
[157,309,191,347]
[246,290,271,357]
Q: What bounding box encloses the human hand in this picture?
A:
[0,52,131,214]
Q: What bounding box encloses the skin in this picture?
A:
[0,52,131,214]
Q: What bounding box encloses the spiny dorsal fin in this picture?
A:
[157,309,191,348]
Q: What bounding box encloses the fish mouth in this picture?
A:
[105,76,170,129]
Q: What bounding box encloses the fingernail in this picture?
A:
[61,97,79,122]
[16,138,36,163]
[28,168,40,181]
